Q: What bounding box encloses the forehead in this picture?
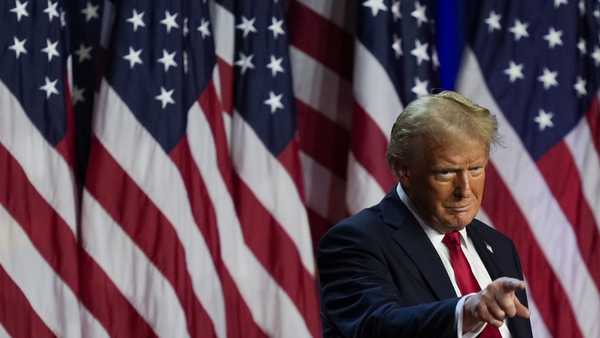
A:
[422,135,489,166]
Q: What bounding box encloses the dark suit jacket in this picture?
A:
[317,190,533,338]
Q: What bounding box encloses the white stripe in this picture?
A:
[300,151,347,221]
[294,0,354,31]
[0,205,109,338]
[0,80,77,233]
[92,81,226,338]
[81,192,190,338]
[212,2,234,65]
[230,111,316,275]
[290,46,352,130]
[353,41,403,141]
[188,104,312,337]
[564,113,600,231]
[528,297,553,338]
[0,323,11,338]
[346,153,386,214]
[457,48,600,338]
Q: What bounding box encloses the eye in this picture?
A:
[469,167,483,177]
[434,171,454,180]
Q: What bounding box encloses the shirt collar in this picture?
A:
[395,183,468,245]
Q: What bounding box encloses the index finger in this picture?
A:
[497,277,526,292]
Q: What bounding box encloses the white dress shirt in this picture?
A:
[396,184,511,338]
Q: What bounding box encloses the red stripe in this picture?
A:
[288,0,354,81]
[586,96,600,156]
[351,102,396,192]
[85,137,219,338]
[277,139,306,200]
[483,164,584,338]
[196,87,322,338]
[170,139,268,338]
[0,142,157,338]
[537,141,600,291]
[306,207,334,247]
[217,57,234,115]
[0,266,55,338]
[297,98,349,180]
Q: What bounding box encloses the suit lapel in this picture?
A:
[466,225,504,280]
[380,191,457,300]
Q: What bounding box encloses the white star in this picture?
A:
[155,87,175,109]
[362,0,387,16]
[157,49,178,72]
[537,68,559,89]
[71,85,85,104]
[592,46,600,66]
[183,17,189,36]
[392,34,402,58]
[235,52,254,74]
[236,16,257,37]
[485,11,501,32]
[127,9,145,32]
[577,38,586,54]
[268,17,285,39]
[410,39,429,65]
[504,61,524,82]
[579,0,586,14]
[509,19,529,41]
[10,0,29,22]
[197,18,211,38]
[534,109,554,130]
[411,77,429,97]
[44,0,59,22]
[41,39,60,62]
[266,55,284,77]
[391,0,401,21]
[264,91,284,113]
[543,27,563,48]
[123,47,143,68]
[40,77,59,98]
[554,0,568,8]
[594,9,600,19]
[8,37,27,59]
[411,1,428,26]
[81,1,99,22]
[161,11,179,33]
[574,76,587,96]
[75,44,92,63]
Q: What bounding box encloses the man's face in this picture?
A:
[398,135,488,233]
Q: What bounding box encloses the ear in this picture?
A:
[394,163,411,188]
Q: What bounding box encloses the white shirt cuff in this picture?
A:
[455,294,486,338]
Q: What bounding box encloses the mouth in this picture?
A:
[445,205,471,212]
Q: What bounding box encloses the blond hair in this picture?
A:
[386,91,499,169]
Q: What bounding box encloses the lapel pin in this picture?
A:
[485,243,494,253]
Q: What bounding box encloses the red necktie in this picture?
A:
[443,231,502,338]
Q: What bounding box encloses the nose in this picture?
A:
[453,171,471,199]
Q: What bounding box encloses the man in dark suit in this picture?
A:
[318,91,533,338]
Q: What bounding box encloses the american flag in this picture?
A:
[1,0,599,338]
[457,1,600,337]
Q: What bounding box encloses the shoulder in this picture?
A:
[318,206,384,250]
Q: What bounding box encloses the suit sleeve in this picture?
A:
[318,222,460,338]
